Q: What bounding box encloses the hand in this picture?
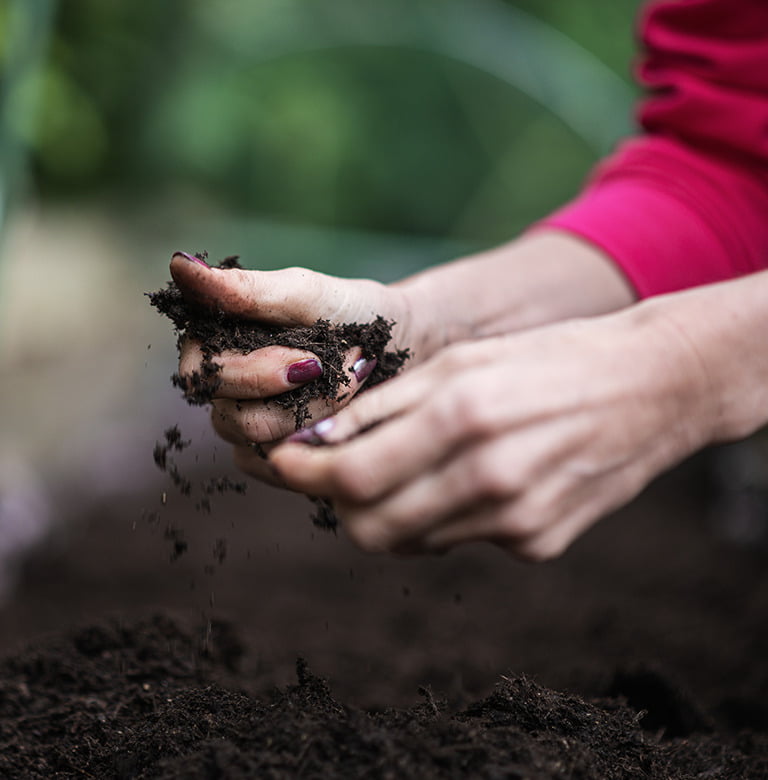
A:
[170,232,634,489]
[170,251,420,484]
[263,308,714,560]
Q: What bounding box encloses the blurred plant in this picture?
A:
[0,0,57,230]
[2,0,640,245]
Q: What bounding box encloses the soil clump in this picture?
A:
[147,253,410,530]
[147,254,410,427]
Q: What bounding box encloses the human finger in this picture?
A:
[231,444,286,488]
[270,384,478,504]
[334,422,573,552]
[170,251,391,326]
[179,342,327,400]
[211,351,378,445]
[503,461,652,562]
[285,339,502,447]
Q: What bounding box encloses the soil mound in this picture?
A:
[1,615,765,779]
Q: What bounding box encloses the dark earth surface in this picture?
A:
[1,449,767,778]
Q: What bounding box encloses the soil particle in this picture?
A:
[1,615,764,779]
[150,424,248,556]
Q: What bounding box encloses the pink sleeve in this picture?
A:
[539,0,768,298]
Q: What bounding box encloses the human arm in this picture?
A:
[175,0,768,552]
[171,232,634,455]
[542,0,768,296]
[264,268,768,560]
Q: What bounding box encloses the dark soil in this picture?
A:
[1,613,765,779]
[1,455,768,778]
[147,253,410,531]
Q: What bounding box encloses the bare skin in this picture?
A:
[269,270,768,559]
[172,231,634,490]
[173,229,768,559]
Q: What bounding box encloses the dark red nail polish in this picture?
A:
[173,251,210,269]
[287,358,322,384]
[352,357,377,383]
[287,417,335,445]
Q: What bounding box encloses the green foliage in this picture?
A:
[2,0,642,245]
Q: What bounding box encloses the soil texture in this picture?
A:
[1,456,767,778]
[1,613,765,779]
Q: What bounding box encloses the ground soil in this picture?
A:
[1,452,767,778]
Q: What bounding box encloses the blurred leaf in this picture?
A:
[8,66,107,178]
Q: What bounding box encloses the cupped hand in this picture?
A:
[262,308,715,560]
[170,251,422,483]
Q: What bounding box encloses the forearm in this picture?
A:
[394,230,636,360]
[541,1,768,299]
[639,269,768,446]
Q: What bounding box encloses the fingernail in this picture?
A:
[287,417,336,445]
[352,357,377,383]
[287,358,323,384]
[172,251,210,269]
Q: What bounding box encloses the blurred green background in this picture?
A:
[1,0,640,269]
[0,0,642,586]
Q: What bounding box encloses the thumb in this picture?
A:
[170,251,383,327]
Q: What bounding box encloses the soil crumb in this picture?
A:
[1,615,764,779]
[151,424,247,558]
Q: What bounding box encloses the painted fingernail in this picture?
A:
[172,250,210,269]
[287,358,323,384]
[287,417,336,445]
[352,357,377,383]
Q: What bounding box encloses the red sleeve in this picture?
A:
[539,0,768,298]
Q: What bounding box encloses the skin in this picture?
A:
[172,231,633,486]
[174,231,768,559]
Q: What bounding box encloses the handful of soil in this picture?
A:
[147,253,410,530]
[147,254,410,429]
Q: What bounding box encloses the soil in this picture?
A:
[146,254,410,426]
[1,454,767,778]
[147,253,411,530]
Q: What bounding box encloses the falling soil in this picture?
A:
[1,614,765,779]
[147,253,410,531]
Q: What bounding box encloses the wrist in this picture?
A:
[393,230,636,361]
[631,275,768,449]
[633,301,723,455]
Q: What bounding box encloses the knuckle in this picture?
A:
[471,454,516,501]
[328,457,378,503]
[248,411,287,443]
[211,402,287,444]
[434,382,494,439]
[435,342,474,373]
[240,369,267,397]
[512,535,566,563]
[497,504,542,540]
[345,519,390,554]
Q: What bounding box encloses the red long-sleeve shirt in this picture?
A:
[541,0,768,298]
